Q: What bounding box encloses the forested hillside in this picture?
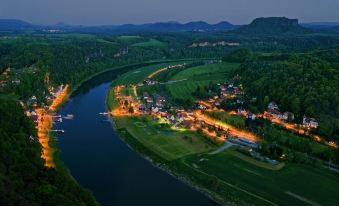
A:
[0,96,98,206]
[237,49,339,140]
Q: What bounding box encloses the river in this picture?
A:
[55,66,219,206]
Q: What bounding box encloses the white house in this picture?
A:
[303,117,319,128]
[268,102,279,110]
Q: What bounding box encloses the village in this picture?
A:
[111,64,338,159]
[24,84,70,168]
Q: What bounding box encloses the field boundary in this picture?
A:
[182,158,279,206]
[286,191,322,206]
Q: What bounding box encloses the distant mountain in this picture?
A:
[234,17,310,35]
[301,22,339,29]
[73,21,237,33]
[331,26,339,33]
[0,19,237,33]
[0,19,39,31]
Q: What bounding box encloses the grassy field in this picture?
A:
[166,62,239,101]
[182,147,339,206]
[115,116,217,160]
[132,38,167,47]
[112,62,189,86]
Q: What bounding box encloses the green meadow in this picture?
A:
[166,62,239,101]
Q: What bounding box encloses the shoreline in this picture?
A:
[109,120,228,206]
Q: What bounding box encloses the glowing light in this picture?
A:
[49,85,69,111]
[36,108,55,168]
[35,84,69,168]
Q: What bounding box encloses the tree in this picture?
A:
[222,48,253,63]
[290,97,301,114]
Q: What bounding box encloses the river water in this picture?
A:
[55,67,219,206]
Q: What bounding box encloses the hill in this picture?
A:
[72,21,237,33]
[0,19,237,33]
[0,19,39,31]
[302,22,339,29]
[0,96,98,205]
[331,26,339,33]
[234,17,310,35]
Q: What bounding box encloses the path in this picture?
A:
[209,141,234,155]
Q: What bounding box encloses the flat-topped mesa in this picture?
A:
[235,17,309,35]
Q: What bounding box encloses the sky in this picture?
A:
[1,0,339,25]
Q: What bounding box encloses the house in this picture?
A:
[143,92,150,100]
[155,101,163,108]
[303,117,319,128]
[11,79,20,84]
[282,112,294,121]
[236,99,244,104]
[137,82,144,87]
[199,104,207,110]
[220,85,226,91]
[144,79,157,85]
[267,109,283,119]
[268,102,279,110]
[151,106,159,113]
[156,96,166,103]
[247,113,256,120]
[220,85,228,97]
[138,104,146,111]
[146,97,154,103]
[233,87,241,95]
[237,108,247,116]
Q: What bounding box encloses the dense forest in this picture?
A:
[0,96,98,206]
[235,49,339,140]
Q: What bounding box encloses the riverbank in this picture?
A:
[111,124,227,205]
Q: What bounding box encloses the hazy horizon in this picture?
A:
[1,0,339,26]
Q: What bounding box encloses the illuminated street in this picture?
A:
[35,84,69,168]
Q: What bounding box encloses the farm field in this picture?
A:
[132,38,167,47]
[183,147,339,206]
[115,116,217,160]
[112,61,189,86]
[166,62,239,102]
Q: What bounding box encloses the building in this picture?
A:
[268,102,279,110]
[267,109,283,120]
[146,97,154,103]
[138,104,146,111]
[282,112,295,121]
[237,108,247,116]
[247,113,256,120]
[303,116,319,128]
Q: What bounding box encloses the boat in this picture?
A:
[63,114,74,120]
